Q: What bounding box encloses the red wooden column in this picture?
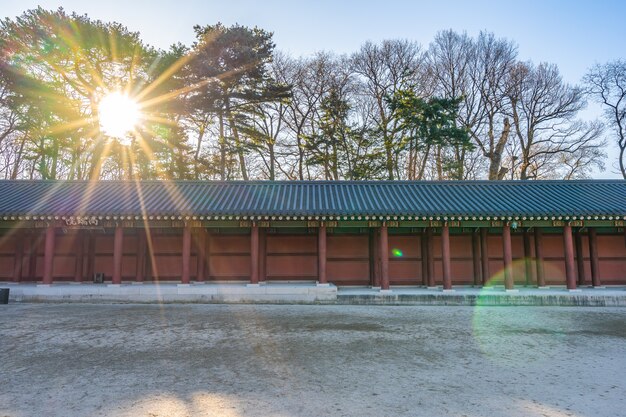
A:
[502,224,514,290]
[534,228,546,287]
[588,228,601,287]
[563,224,577,290]
[574,229,585,286]
[369,229,381,287]
[12,230,24,283]
[480,228,490,286]
[441,224,452,289]
[25,231,38,281]
[259,228,267,282]
[42,226,55,285]
[426,227,435,287]
[195,229,206,282]
[250,223,259,284]
[135,230,146,282]
[420,232,428,286]
[181,226,192,284]
[367,230,373,285]
[380,224,389,290]
[523,230,533,286]
[74,231,85,282]
[146,230,156,281]
[471,230,481,286]
[112,225,124,284]
[318,225,327,284]
[86,232,96,282]
[371,229,381,287]
[204,230,211,281]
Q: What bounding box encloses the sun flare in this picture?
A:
[98,92,141,142]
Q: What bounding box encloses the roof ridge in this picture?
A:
[0,179,625,185]
[0,180,624,217]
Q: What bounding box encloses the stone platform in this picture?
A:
[1,282,337,304]
[337,286,626,306]
[2,282,626,306]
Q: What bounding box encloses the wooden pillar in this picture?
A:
[471,230,481,286]
[369,229,375,286]
[250,224,259,284]
[502,224,514,290]
[204,230,211,280]
[380,224,389,290]
[195,229,206,282]
[86,232,96,282]
[181,226,192,284]
[12,231,24,282]
[441,224,452,290]
[426,227,435,287]
[534,228,546,287]
[421,232,428,286]
[146,230,156,281]
[523,230,533,286]
[588,228,601,287]
[112,225,124,284]
[136,230,146,282]
[370,229,381,287]
[42,226,55,285]
[25,231,38,281]
[480,228,490,286]
[259,228,267,282]
[318,225,327,284]
[563,224,577,290]
[575,229,585,286]
[73,231,85,282]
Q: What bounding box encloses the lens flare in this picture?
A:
[392,248,403,257]
[98,92,141,143]
[471,258,568,366]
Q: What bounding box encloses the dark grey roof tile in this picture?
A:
[0,180,624,218]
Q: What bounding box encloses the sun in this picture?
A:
[98,92,141,143]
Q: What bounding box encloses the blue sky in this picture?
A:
[2,0,626,176]
[4,0,625,83]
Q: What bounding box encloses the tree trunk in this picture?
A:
[89,140,104,180]
[297,132,305,180]
[268,141,275,180]
[619,141,626,180]
[384,134,394,180]
[225,104,248,181]
[417,144,431,180]
[487,118,511,180]
[436,146,443,180]
[219,114,226,180]
[331,139,338,180]
[10,135,27,179]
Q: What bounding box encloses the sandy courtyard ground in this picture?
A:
[0,304,625,417]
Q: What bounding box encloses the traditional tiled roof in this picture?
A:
[0,180,625,218]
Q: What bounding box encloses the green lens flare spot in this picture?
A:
[392,248,403,257]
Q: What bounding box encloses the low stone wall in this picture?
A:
[337,287,626,306]
[2,283,337,304]
[338,293,626,307]
[2,283,626,306]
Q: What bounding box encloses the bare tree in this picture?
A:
[427,31,517,180]
[584,60,626,178]
[0,9,614,182]
[277,53,335,179]
[239,99,288,180]
[507,62,605,179]
[351,39,425,179]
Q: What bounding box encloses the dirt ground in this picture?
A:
[0,304,625,417]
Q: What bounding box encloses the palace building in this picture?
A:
[1,180,625,289]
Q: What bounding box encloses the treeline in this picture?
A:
[0,8,623,181]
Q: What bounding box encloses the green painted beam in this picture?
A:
[0,218,623,230]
